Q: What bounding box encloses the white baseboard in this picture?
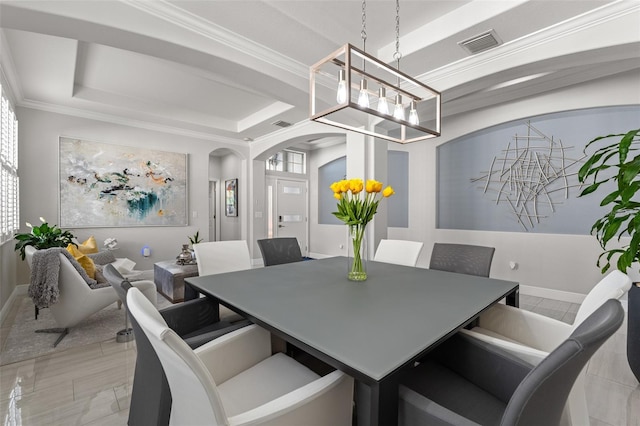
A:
[519,284,587,304]
[519,283,628,311]
[0,284,28,327]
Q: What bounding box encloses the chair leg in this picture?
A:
[35,327,69,347]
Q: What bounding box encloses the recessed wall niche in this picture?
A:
[437,105,640,234]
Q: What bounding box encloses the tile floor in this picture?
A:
[0,293,638,425]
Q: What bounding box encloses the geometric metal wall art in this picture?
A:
[471,121,585,231]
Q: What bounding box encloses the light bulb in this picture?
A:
[336,70,347,104]
[358,79,370,108]
[393,94,405,121]
[408,101,419,125]
[377,87,389,115]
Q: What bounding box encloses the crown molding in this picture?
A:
[18,99,247,146]
[0,29,22,107]
[417,0,640,86]
[123,0,309,79]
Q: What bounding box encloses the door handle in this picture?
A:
[278,225,285,228]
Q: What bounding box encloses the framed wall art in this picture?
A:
[59,137,187,227]
[225,178,238,217]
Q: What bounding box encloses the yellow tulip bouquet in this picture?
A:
[330,179,394,281]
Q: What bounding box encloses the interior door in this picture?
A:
[275,179,308,256]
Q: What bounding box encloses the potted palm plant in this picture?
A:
[578,128,640,382]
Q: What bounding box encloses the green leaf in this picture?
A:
[579,181,606,197]
[601,215,627,245]
[619,129,640,163]
[599,189,620,206]
[621,154,640,186]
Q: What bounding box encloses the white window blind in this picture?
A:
[0,83,19,244]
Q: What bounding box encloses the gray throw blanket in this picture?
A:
[29,247,98,308]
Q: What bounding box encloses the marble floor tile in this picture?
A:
[561,310,577,324]
[0,358,36,402]
[585,374,640,426]
[519,294,544,306]
[529,305,567,321]
[588,348,639,388]
[537,298,575,312]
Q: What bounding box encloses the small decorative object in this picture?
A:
[578,128,640,382]
[176,244,193,265]
[188,230,202,246]
[104,237,118,250]
[13,217,76,260]
[331,179,394,281]
[225,178,238,217]
[188,230,202,261]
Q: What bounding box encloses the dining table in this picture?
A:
[185,256,519,426]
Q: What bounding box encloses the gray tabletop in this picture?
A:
[186,256,518,383]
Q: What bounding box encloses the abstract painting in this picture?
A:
[59,137,187,227]
[225,178,238,217]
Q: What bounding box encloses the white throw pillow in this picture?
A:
[112,257,136,274]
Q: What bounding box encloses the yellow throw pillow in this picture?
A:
[77,236,99,254]
[67,244,96,279]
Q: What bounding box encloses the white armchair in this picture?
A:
[127,287,354,426]
[25,245,157,347]
[460,269,632,425]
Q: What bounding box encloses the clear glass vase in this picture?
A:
[348,225,367,281]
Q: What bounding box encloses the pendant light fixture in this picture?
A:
[310,0,441,144]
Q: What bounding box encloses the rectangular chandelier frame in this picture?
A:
[310,43,441,144]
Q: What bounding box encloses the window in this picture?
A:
[266,149,306,174]
[1,83,19,244]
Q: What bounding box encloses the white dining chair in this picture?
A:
[193,240,252,322]
[126,287,354,426]
[373,239,424,267]
[460,269,632,425]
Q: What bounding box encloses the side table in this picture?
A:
[154,260,199,303]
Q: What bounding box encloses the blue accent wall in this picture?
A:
[318,156,347,225]
[388,151,409,228]
[437,106,640,234]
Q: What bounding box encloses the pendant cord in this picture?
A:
[393,0,402,87]
[361,0,367,72]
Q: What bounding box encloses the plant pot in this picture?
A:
[628,283,640,383]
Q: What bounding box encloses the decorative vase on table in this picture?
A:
[176,244,193,265]
[330,178,394,282]
[348,224,367,281]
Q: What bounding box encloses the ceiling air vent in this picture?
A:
[458,29,502,55]
[272,120,292,128]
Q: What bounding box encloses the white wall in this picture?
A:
[12,107,248,286]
